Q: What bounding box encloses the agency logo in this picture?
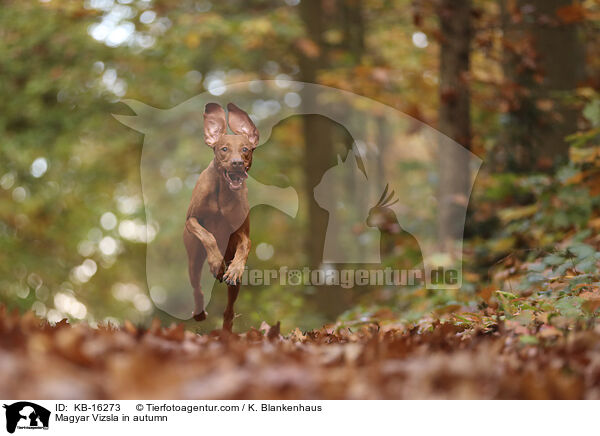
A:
[2,402,50,434]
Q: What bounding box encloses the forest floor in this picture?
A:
[2,306,600,400]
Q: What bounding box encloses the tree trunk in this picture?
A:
[297,0,366,320]
[297,0,338,320]
[498,0,585,171]
[437,0,472,247]
[298,0,332,271]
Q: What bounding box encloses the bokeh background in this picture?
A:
[1,0,600,332]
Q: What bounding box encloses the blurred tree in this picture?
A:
[498,0,586,171]
[297,0,334,276]
[437,0,473,246]
[297,0,369,318]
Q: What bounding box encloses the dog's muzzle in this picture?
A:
[223,169,248,190]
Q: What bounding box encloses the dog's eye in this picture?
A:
[220,146,228,152]
[242,147,249,153]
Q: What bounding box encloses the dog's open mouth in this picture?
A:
[223,170,248,190]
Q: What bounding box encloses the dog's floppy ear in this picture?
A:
[227,103,259,148]
[204,103,226,148]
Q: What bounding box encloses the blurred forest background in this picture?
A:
[2,0,600,336]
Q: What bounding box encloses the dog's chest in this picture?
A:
[216,190,249,231]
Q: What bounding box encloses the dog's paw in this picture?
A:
[193,310,208,321]
[223,263,245,286]
[207,255,225,281]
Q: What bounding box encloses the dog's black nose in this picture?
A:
[231,159,244,168]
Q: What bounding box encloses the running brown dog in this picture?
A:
[183,102,258,331]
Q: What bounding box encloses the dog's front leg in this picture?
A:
[185,217,225,280]
[223,229,251,286]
